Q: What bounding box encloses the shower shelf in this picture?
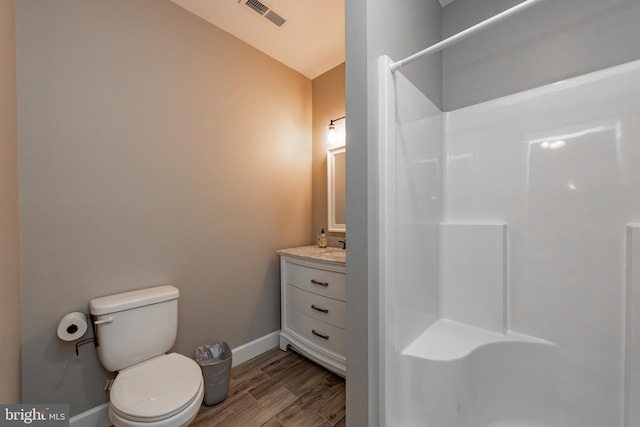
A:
[402,318,553,361]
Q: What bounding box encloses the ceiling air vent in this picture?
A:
[264,10,286,27]
[245,0,269,15]
[238,0,287,28]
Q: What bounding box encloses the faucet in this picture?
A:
[339,240,346,250]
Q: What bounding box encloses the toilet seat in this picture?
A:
[110,353,203,423]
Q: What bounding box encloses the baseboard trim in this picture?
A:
[230,330,280,367]
[69,330,281,427]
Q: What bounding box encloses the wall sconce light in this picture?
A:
[328,116,345,145]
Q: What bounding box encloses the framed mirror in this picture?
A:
[328,145,346,232]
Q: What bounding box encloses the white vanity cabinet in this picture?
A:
[277,246,346,377]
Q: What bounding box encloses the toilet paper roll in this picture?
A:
[57,312,88,341]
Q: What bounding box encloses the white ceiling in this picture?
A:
[170,0,345,80]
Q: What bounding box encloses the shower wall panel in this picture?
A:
[378,56,442,426]
[444,59,640,426]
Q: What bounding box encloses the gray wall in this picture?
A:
[345,0,442,425]
[443,0,640,111]
[16,0,311,415]
[0,0,21,404]
[378,0,443,109]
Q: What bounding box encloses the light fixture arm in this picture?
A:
[329,116,346,126]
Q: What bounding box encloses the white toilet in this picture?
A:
[90,285,204,427]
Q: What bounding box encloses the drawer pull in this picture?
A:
[311,304,329,314]
[312,329,330,340]
[310,279,329,287]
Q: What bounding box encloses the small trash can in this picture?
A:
[195,341,233,406]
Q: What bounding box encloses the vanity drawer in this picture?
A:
[286,284,346,328]
[285,262,346,301]
[287,308,346,357]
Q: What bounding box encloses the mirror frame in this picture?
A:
[327,145,346,232]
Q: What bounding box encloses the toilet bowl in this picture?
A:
[89,286,204,427]
[108,353,204,427]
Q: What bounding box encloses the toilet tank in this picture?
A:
[89,285,179,372]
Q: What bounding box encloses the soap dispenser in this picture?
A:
[319,228,328,248]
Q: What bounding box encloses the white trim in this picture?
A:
[327,145,347,233]
[230,330,280,367]
[69,402,110,427]
[69,330,280,427]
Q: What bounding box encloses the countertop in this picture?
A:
[277,245,346,265]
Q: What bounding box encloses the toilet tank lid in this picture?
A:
[90,285,179,316]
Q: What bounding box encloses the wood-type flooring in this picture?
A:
[191,348,346,427]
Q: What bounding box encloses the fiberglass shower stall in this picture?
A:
[376,2,640,426]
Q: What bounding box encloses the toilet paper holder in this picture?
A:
[74,313,107,356]
[56,311,97,356]
[73,314,109,356]
[75,336,95,356]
